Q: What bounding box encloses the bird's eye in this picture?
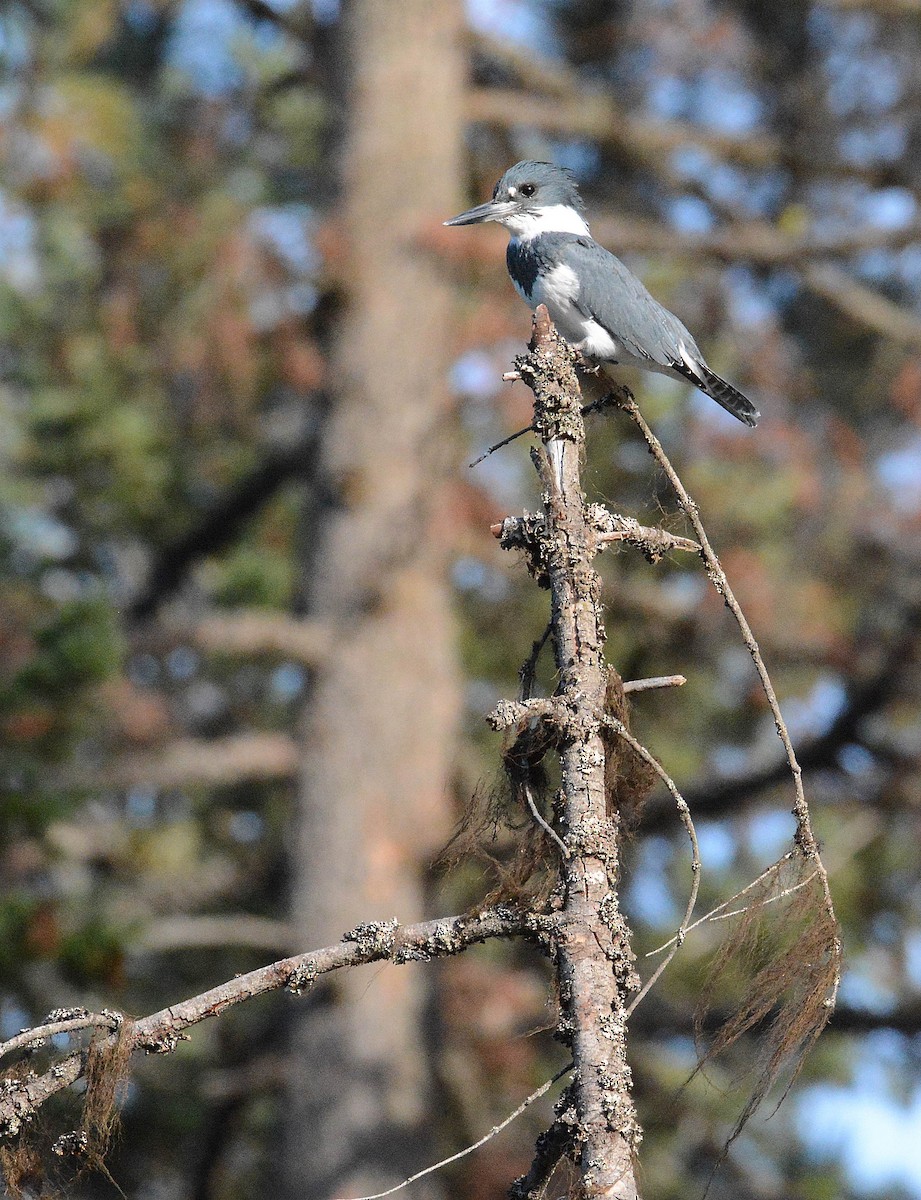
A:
[520,183,536,198]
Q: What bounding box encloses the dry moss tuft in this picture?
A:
[692,852,839,1173]
[79,1019,132,1163]
[0,1138,44,1199]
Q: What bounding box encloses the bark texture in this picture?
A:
[512,310,642,1198]
[283,2,465,1196]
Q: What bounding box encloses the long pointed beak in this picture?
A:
[444,199,515,226]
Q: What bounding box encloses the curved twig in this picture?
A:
[336,1062,573,1200]
[603,717,701,1017]
[614,391,842,1007]
[523,782,571,859]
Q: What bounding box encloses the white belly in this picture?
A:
[514,264,691,383]
[515,263,624,362]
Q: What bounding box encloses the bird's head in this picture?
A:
[445,161,589,239]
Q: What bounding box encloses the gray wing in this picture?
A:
[558,236,700,369]
[554,236,760,427]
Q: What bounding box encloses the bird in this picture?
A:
[445,161,759,427]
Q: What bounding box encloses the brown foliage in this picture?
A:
[600,670,658,834]
[80,1020,133,1163]
[693,852,840,1170]
[437,668,656,907]
[0,1139,44,1200]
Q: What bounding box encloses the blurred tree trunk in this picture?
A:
[282,2,465,1196]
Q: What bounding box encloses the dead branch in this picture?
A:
[0,1012,121,1064]
[501,307,642,1199]
[591,509,701,560]
[614,391,842,1151]
[0,908,522,1138]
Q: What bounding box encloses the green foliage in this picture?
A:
[58,917,125,989]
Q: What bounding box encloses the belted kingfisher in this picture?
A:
[445,161,759,427]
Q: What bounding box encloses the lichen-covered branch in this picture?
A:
[502,307,642,1199]
[0,908,523,1139]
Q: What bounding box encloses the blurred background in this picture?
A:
[2,0,921,1197]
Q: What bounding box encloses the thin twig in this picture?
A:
[523,783,571,859]
[644,856,817,956]
[707,870,820,925]
[615,392,842,1005]
[603,718,701,1017]
[336,1062,573,1200]
[469,423,535,467]
[469,393,616,467]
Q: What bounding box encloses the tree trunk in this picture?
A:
[283,2,465,1196]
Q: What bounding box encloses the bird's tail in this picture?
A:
[699,366,760,427]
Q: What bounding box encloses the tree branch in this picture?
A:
[61,732,300,792]
[804,263,921,350]
[622,675,686,694]
[466,37,896,184]
[589,214,921,268]
[0,1011,121,1064]
[465,88,785,173]
[128,435,322,623]
[646,600,921,827]
[180,611,333,663]
[0,909,524,1137]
